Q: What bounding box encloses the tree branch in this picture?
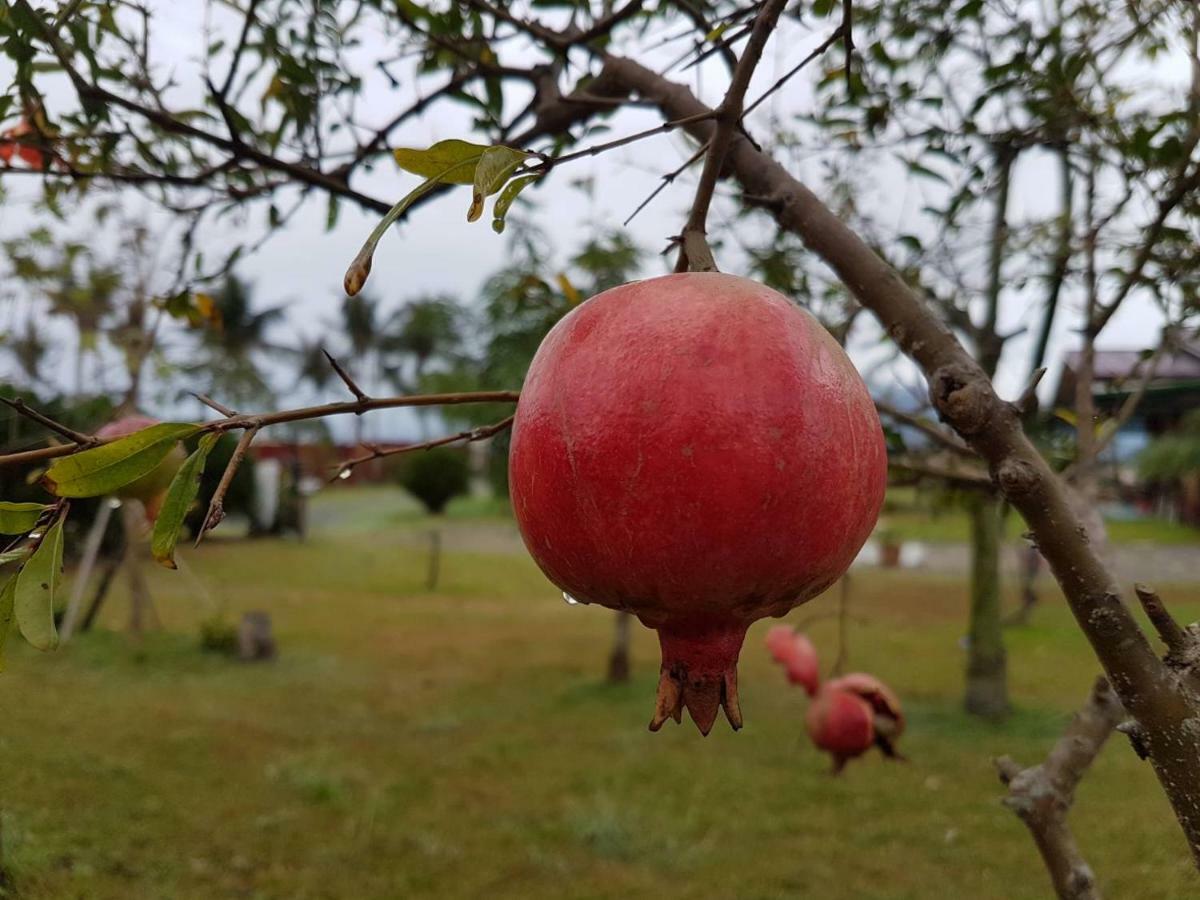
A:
[874,399,974,456]
[196,425,258,545]
[0,391,521,469]
[0,396,96,447]
[995,677,1124,900]
[331,415,515,481]
[675,0,789,273]
[600,54,1200,858]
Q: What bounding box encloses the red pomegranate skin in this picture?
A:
[765,626,820,695]
[805,687,875,772]
[509,273,887,734]
[96,414,186,522]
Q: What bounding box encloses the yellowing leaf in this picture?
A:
[15,512,65,652]
[44,423,199,498]
[469,146,532,222]
[194,292,220,325]
[557,273,581,305]
[393,139,491,185]
[152,433,219,569]
[0,501,48,535]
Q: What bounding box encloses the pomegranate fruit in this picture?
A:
[96,414,186,523]
[765,625,820,695]
[509,272,887,734]
[806,672,905,773]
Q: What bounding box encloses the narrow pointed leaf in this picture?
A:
[152,433,219,569]
[43,423,198,498]
[0,575,16,671]
[393,139,490,184]
[0,501,48,534]
[15,513,65,651]
[469,146,532,222]
[0,549,31,568]
[491,174,540,234]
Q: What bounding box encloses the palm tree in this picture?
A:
[191,275,286,407]
[388,295,465,386]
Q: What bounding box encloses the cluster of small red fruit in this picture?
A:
[765,625,905,774]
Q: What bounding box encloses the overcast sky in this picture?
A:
[0,2,1184,442]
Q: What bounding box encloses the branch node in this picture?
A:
[1134,583,1191,657]
[189,392,239,418]
[322,350,369,404]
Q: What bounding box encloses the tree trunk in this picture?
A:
[606,611,632,682]
[122,504,154,636]
[965,494,1010,719]
[426,527,442,591]
[60,498,115,643]
[80,547,125,633]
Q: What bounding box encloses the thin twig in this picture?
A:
[322,349,369,403]
[875,399,974,456]
[742,25,846,120]
[623,140,709,226]
[1133,584,1190,658]
[195,426,259,546]
[0,390,522,469]
[0,396,96,446]
[189,392,238,418]
[1014,367,1047,417]
[675,0,790,273]
[331,415,515,481]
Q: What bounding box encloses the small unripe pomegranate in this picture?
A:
[509,273,887,734]
[806,672,905,773]
[96,414,186,523]
[765,625,820,695]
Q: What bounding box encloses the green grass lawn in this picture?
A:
[880,487,1200,545]
[0,487,1196,898]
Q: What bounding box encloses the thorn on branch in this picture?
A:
[322,350,369,404]
[0,396,96,447]
[189,392,239,418]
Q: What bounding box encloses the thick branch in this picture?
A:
[601,54,1200,858]
[995,677,1125,900]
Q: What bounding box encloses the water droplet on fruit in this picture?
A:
[562,592,581,606]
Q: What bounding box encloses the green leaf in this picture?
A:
[43,423,199,499]
[152,433,219,569]
[491,174,540,234]
[469,146,532,222]
[0,549,31,568]
[15,512,65,652]
[0,501,48,534]
[393,139,491,185]
[0,575,16,671]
